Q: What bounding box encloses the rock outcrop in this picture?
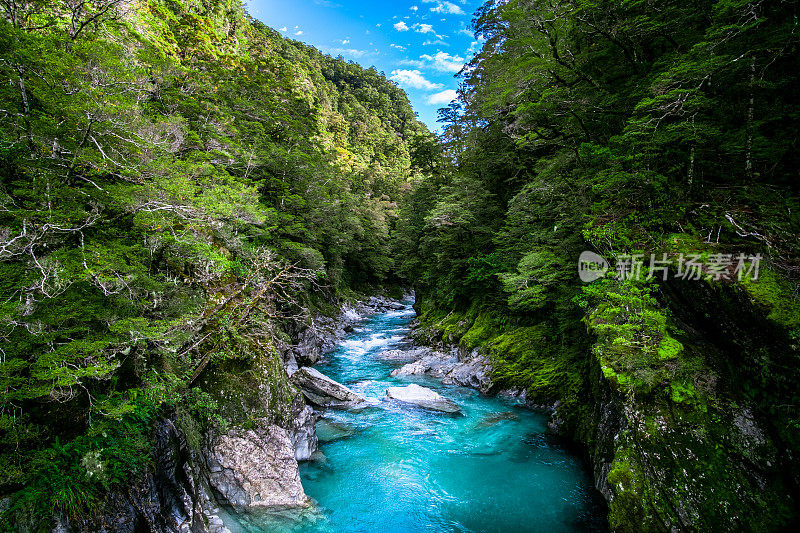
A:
[290,367,366,408]
[384,384,461,413]
[390,349,458,378]
[66,295,413,532]
[208,424,309,510]
[77,417,230,533]
[441,351,492,393]
[378,347,428,362]
[389,347,493,394]
[288,398,319,461]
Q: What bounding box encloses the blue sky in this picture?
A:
[245,0,485,131]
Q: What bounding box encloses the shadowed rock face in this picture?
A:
[384,384,461,414]
[288,398,319,461]
[208,424,309,511]
[290,367,366,408]
[81,417,231,533]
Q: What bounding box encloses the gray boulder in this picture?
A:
[384,384,460,414]
[391,350,458,379]
[388,348,492,394]
[442,353,493,394]
[377,348,428,362]
[316,419,357,443]
[290,367,366,408]
[208,424,309,510]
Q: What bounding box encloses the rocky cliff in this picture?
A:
[410,277,800,532]
[74,295,404,532]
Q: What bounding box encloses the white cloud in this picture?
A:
[390,43,407,51]
[431,1,465,15]
[410,5,419,11]
[398,58,425,68]
[295,30,304,35]
[427,89,458,105]
[415,23,435,34]
[328,48,373,58]
[279,27,287,32]
[390,69,443,90]
[423,39,449,47]
[340,39,350,44]
[394,21,409,31]
[421,51,464,72]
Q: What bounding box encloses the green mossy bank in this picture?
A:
[395,0,800,531]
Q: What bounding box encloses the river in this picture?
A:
[228,298,607,532]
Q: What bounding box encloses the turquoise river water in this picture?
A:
[224,299,607,533]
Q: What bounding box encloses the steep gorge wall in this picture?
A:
[411,275,800,532]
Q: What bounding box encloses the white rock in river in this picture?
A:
[384,384,461,413]
[290,367,366,408]
[208,424,309,510]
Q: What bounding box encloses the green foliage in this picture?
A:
[498,251,569,312]
[0,0,427,526]
[582,279,677,394]
[395,0,800,529]
[4,396,157,525]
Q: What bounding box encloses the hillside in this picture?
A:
[0,0,426,527]
[396,0,800,530]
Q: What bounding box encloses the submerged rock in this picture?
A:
[384,384,461,413]
[316,418,357,443]
[475,411,519,430]
[290,367,366,408]
[208,424,309,510]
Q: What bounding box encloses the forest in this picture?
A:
[397,0,800,530]
[1,0,799,532]
[0,0,425,527]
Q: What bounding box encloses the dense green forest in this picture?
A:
[2,0,800,531]
[396,0,800,530]
[0,0,424,527]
